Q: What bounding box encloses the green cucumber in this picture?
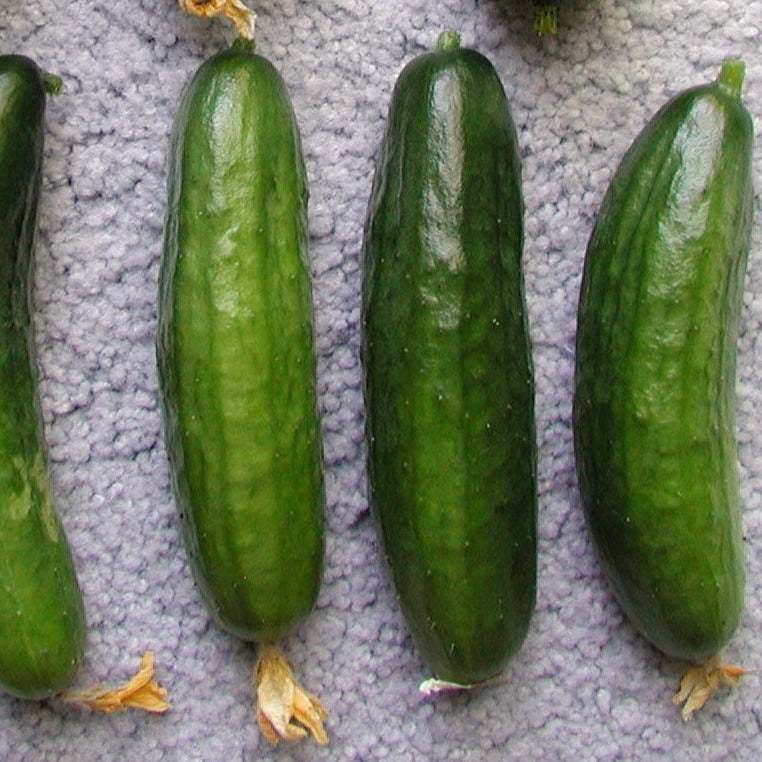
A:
[574,62,753,676]
[157,39,323,647]
[0,55,85,699]
[362,31,537,688]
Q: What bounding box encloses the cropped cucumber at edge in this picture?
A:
[0,55,86,699]
[574,61,753,714]
[157,37,328,743]
[363,31,537,688]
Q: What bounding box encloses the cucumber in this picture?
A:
[573,62,753,712]
[157,37,326,743]
[158,37,322,648]
[0,55,85,699]
[362,31,537,688]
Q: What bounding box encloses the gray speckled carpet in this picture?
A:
[1,0,762,759]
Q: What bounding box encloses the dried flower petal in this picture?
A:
[673,657,748,720]
[61,651,169,714]
[255,644,328,746]
[178,0,256,40]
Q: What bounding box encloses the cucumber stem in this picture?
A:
[231,36,255,54]
[60,651,170,714]
[716,59,746,100]
[255,644,328,746]
[535,6,559,36]
[436,31,461,52]
[178,0,256,41]
[42,72,63,96]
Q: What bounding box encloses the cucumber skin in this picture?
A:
[0,56,85,698]
[157,44,324,645]
[363,45,537,685]
[574,76,754,662]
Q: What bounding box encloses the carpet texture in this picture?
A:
[1,0,762,759]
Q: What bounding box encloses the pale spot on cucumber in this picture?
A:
[6,470,33,522]
[8,453,61,543]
